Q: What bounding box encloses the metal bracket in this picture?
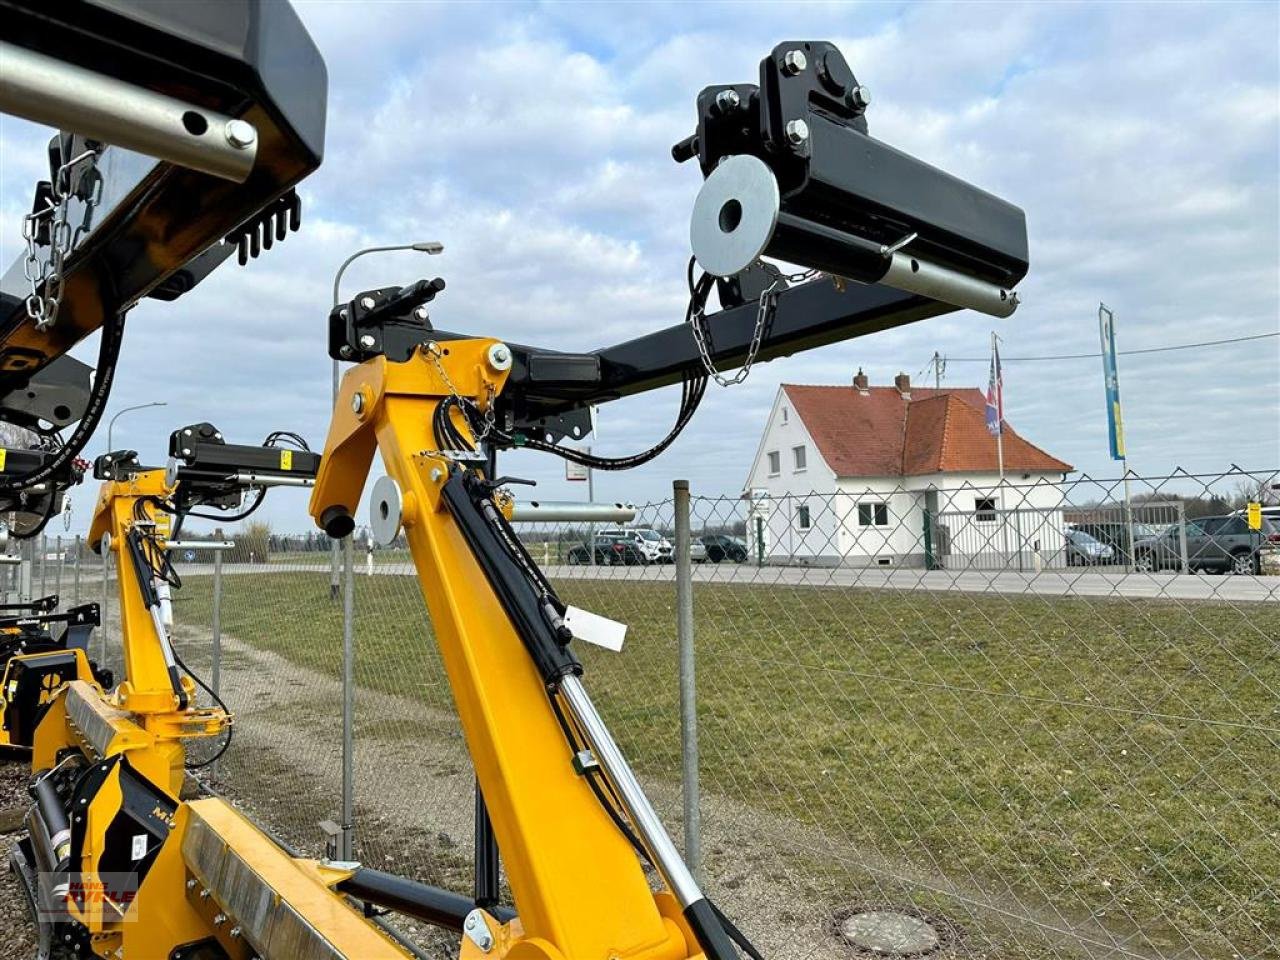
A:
[462,909,494,952]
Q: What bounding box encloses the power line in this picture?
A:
[943,331,1278,363]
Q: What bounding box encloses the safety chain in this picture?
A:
[21,143,103,331]
[688,261,820,387]
[421,341,497,444]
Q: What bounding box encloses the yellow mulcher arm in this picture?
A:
[308,342,730,960]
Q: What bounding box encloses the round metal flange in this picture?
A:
[369,475,403,547]
[834,904,960,957]
[165,456,180,488]
[690,154,781,277]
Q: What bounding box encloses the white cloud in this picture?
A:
[1,0,1276,533]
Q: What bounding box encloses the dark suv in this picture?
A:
[566,535,648,566]
[1134,515,1279,575]
[699,534,749,563]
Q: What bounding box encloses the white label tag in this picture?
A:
[131,834,148,861]
[564,605,627,652]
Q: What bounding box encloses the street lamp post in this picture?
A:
[106,401,168,453]
[328,240,442,861]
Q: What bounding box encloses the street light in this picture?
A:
[106,401,167,453]
[330,241,444,402]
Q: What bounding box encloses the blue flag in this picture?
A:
[985,341,1003,437]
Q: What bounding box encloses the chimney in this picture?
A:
[853,368,869,394]
[894,372,911,398]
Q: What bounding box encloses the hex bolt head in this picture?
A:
[224,119,257,149]
[465,916,476,930]
[487,343,513,371]
[359,296,376,310]
[785,118,810,145]
[714,89,741,115]
[358,334,376,349]
[412,305,429,321]
[338,345,353,358]
[781,49,808,76]
[430,467,443,483]
[849,85,871,109]
[351,393,365,415]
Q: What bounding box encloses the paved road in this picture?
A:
[165,559,1279,602]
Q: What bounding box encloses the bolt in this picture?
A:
[412,305,429,321]
[229,927,241,939]
[849,85,871,109]
[785,118,810,145]
[212,913,226,926]
[466,915,476,930]
[487,343,512,370]
[182,448,191,456]
[430,467,443,483]
[781,49,807,76]
[185,879,196,890]
[224,119,256,149]
[359,296,376,310]
[199,888,210,900]
[338,345,353,359]
[351,393,364,415]
[714,89,741,115]
[339,308,349,320]
[359,334,376,349]
[478,934,493,952]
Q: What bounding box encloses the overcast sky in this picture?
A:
[1,1,1277,534]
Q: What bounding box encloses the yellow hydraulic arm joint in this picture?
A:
[311,340,700,960]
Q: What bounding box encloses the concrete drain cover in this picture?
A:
[835,905,959,957]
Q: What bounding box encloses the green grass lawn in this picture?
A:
[173,570,1280,957]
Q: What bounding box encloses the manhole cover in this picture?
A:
[834,904,960,957]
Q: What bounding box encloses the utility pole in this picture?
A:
[927,351,946,389]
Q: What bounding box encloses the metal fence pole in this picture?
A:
[20,539,32,603]
[73,535,81,606]
[340,536,356,860]
[37,533,46,597]
[673,479,701,883]
[54,535,63,606]
[211,548,223,777]
[1177,501,1189,574]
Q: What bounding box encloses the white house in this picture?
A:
[742,372,1074,569]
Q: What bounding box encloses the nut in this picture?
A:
[784,118,810,145]
[359,296,376,310]
[849,85,871,109]
[714,89,741,115]
[781,49,808,76]
[224,119,257,149]
[351,393,365,415]
[358,334,376,349]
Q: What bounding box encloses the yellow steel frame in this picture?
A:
[310,340,700,960]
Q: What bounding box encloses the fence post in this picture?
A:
[340,536,356,860]
[54,535,63,606]
[37,533,46,597]
[73,535,81,606]
[673,479,701,882]
[20,538,32,603]
[1176,501,1189,574]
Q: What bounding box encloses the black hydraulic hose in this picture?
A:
[337,868,516,931]
[0,312,126,494]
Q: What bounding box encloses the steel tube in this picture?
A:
[0,41,258,183]
[509,500,636,523]
[558,674,702,907]
[673,480,701,883]
[232,472,315,488]
[340,537,355,860]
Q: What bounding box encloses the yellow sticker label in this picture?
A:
[0,448,6,472]
[1247,502,1262,531]
[280,450,293,471]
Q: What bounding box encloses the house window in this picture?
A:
[858,502,889,526]
[975,497,997,522]
[781,407,789,423]
[796,504,812,529]
[767,451,780,476]
[793,445,807,472]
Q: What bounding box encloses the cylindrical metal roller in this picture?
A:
[690,154,1018,318]
[509,500,636,523]
[0,41,258,183]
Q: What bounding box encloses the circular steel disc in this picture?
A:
[369,474,403,546]
[689,154,780,277]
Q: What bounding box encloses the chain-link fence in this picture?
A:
[40,467,1277,959]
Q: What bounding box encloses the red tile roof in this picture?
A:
[782,384,1072,477]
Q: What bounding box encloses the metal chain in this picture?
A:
[21,144,102,331]
[421,341,497,444]
[689,262,819,387]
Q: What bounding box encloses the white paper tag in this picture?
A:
[564,605,627,652]
[131,834,148,861]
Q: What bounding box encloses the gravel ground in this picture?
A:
[0,757,37,960]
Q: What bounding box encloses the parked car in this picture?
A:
[1133,514,1280,575]
[598,528,673,563]
[690,539,707,563]
[1064,528,1115,566]
[699,534,749,563]
[1069,521,1161,564]
[566,535,648,566]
